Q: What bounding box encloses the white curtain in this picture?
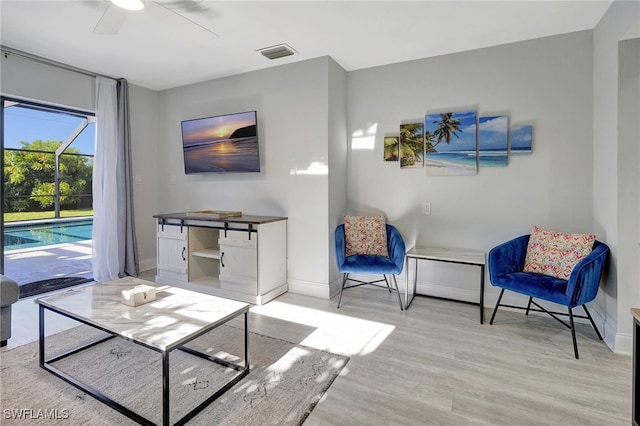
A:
[93,76,138,282]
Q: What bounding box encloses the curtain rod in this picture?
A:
[0,45,119,81]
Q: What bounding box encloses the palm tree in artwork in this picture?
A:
[399,123,423,166]
[432,113,462,148]
[425,129,436,153]
[383,137,399,161]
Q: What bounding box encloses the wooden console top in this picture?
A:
[154,212,287,225]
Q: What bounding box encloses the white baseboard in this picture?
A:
[589,304,622,353]
[290,273,408,301]
[138,257,156,273]
[614,332,633,356]
[287,278,332,299]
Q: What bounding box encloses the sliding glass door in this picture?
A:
[1,97,95,296]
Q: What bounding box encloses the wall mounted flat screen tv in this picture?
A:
[181,110,260,174]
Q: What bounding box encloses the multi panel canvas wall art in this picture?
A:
[424,111,478,175]
[383,107,533,176]
[384,136,399,161]
[511,124,533,155]
[478,115,508,167]
[399,123,424,169]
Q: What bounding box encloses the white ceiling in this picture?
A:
[0,0,614,91]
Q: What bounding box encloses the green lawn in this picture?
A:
[4,209,93,223]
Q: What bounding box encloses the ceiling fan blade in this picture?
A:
[93,3,128,35]
[146,1,218,46]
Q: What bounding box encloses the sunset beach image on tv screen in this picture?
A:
[181,111,259,173]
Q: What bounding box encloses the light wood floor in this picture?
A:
[2,273,632,425]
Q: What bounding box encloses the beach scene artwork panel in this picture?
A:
[424,111,478,176]
[399,122,424,169]
[384,136,399,161]
[511,124,533,155]
[181,111,259,173]
[478,115,508,167]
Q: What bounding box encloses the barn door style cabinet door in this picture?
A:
[219,230,258,294]
[154,212,287,305]
[156,223,188,283]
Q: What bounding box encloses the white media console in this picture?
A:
[154,212,287,305]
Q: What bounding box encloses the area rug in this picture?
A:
[0,324,348,425]
[19,277,93,299]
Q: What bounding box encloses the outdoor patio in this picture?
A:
[4,239,92,286]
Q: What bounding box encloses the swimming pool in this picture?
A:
[4,218,93,250]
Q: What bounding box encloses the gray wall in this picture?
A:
[616,36,640,353]
[593,0,640,353]
[152,57,342,296]
[346,31,597,309]
[328,57,349,293]
[128,85,163,270]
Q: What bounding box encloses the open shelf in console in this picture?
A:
[191,248,221,259]
[188,227,220,282]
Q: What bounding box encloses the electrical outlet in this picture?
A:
[422,202,431,215]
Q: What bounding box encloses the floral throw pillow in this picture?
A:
[523,226,595,280]
[344,215,389,257]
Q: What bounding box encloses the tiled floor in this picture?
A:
[4,240,92,286]
[1,240,92,349]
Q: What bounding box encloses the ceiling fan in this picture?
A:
[93,0,218,46]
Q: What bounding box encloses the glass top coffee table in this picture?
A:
[36,278,250,426]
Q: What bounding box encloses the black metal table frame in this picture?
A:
[404,254,485,323]
[39,304,249,426]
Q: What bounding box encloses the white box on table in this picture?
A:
[121,285,156,307]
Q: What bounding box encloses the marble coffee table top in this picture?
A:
[36,277,249,351]
[406,247,485,265]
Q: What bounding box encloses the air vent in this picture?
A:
[256,43,297,60]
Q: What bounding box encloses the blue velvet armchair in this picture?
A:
[488,234,609,359]
[335,224,405,310]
